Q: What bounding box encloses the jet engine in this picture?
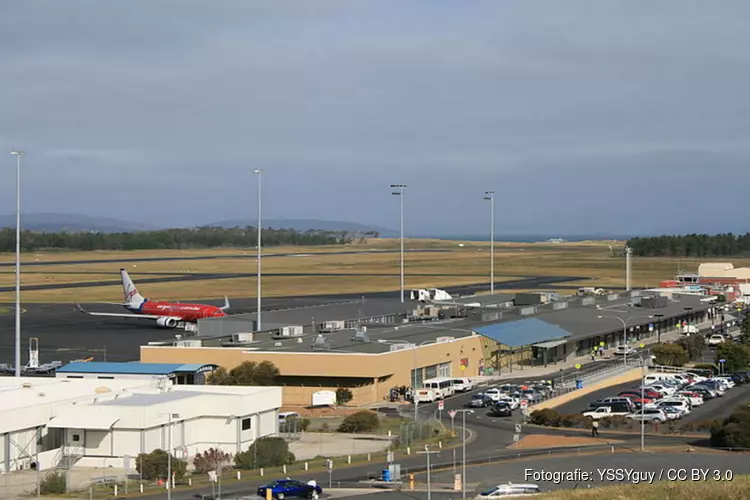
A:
[156,317,179,328]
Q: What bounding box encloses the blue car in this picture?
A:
[257,479,323,500]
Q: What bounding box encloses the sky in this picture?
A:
[2,1,750,236]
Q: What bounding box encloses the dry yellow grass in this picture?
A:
[1,239,747,302]
[535,475,750,499]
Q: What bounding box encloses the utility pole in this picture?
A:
[255,169,262,331]
[483,191,495,294]
[390,185,407,303]
[625,246,632,291]
[452,409,474,499]
[416,446,440,500]
[10,151,23,377]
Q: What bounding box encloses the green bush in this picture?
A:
[192,448,232,474]
[336,388,353,405]
[710,404,750,448]
[559,413,588,428]
[39,471,66,494]
[676,335,706,360]
[234,437,295,469]
[337,411,380,433]
[529,409,562,427]
[652,343,688,366]
[135,449,187,481]
[715,343,750,373]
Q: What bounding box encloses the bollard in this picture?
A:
[114,485,118,496]
[188,478,192,486]
[367,453,371,461]
[611,446,615,453]
[438,441,442,449]
[237,470,241,480]
[266,486,272,500]
[140,484,144,493]
[348,455,352,464]
[260,468,264,477]
[283,464,287,474]
[305,462,309,471]
[388,430,392,437]
[407,446,411,455]
[409,473,415,490]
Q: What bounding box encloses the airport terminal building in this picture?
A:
[140,289,715,407]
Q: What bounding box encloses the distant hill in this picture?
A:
[205,218,397,236]
[0,214,157,233]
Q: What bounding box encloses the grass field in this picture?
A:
[1,238,748,302]
[536,475,750,499]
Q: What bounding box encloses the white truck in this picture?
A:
[582,406,630,420]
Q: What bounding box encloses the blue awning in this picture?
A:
[474,318,571,349]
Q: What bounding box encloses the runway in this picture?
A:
[0,275,586,366]
[0,248,452,268]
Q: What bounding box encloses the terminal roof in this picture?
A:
[56,362,218,375]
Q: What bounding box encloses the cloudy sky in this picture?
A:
[2,1,749,236]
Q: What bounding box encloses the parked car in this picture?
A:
[257,480,322,500]
[708,334,725,346]
[675,391,704,406]
[659,405,684,420]
[497,394,520,410]
[475,483,541,498]
[713,376,736,389]
[583,405,630,420]
[488,402,513,417]
[617,391,654,406]
[483,388,502,402]
[626,408,668,423]
[614,345,637,356]
[599,397,637,412]
[468,394,492,408]
[451,378,475,392]
[654,399,691,415]
[647,384,677,396]
[520,389,541,403]
[688,387,715,401]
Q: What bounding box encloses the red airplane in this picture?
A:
[77,268,229,328]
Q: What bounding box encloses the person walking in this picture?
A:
[591,420,600,437]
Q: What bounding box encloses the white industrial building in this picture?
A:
[0,376,282,473]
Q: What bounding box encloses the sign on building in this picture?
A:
[311,390,336,407]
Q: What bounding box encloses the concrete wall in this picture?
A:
[529,368,644,411]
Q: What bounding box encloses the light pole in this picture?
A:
[255,169,262,331]
[417,446,440,500]
[161,412,180,500]
[597,314,653,366]
[10,151,23,377]
[483,191,495,294]
[452,409,474,499]
[390,184,407,303]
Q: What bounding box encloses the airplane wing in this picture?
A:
[76,304,183,321]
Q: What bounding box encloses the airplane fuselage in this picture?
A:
[127,300,227,322]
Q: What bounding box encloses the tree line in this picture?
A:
[0,226,380,252]
[626,233,750,257]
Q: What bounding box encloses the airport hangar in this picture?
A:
[0,374,282,473]
[138,290,713,407]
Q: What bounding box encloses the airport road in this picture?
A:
[408,451,750,492]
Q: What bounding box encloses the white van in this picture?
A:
[451,378,475,392]
[414,377,455,403]
[644,373,673,385]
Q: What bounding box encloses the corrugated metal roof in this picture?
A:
[473,318,571,348]
[57,362,188,375]
[533,339,568,349]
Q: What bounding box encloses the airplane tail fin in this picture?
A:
[220,296,230,311]
[120,268,145,306]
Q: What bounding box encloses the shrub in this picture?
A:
[529,409,561,427]
[135,449,187,481]
[652,343,688,366]
[39,471,66,495]
[715,343,750,373]
[676,335,706,360]
[710,404,750,448]
[692,363,717,375]
[336,388,353,405]
[234,437,295,469]
[192,447,232,474]
[337,411,380,433]
[559,413,588,428]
